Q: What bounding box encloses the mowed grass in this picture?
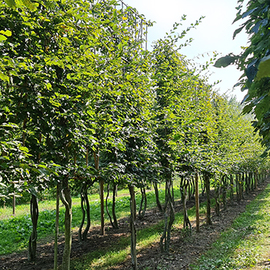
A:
[2,180,268,270]
[0,184,182,255]
[190,183,270,270]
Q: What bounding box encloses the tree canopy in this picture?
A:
[214,0,270,155]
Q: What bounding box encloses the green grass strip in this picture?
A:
[190,183,270,269]
[0,187,181,255]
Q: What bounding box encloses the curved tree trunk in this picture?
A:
[160,179,175,253]
[138,187,147,219]
[28,193,39,261]
[79,184,91,241]
[153,182,163,213]
[106,183,117,229]
[60,177,72,270]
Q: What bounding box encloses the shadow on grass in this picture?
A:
[189,183,270,270]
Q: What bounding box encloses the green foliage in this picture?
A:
[215,0,270,154]
[0,0,269,267]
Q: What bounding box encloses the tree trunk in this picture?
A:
[221,175,227,210]
[54,184,60,270]
[60,177,72,270]
[183,184,191,233]
[171,180,175,206]
[79,184,91,241]
[204,173,212,225]
[214,184,220,216]
[138,187,147,219]
[106,183,117,229]
[28,194,39,261]
[94,150,104,235]
[160,179,175,253]
[236,174,240,202]
[229,174,234,202]
[153,182,163,213]
[240,173,244,200]
[12,192,16,216]
[129,185,138,270]
[112,183,119,229]
[250,172,254,191]
[195,173,200,233]
[255,171,258,189]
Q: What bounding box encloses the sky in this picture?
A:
[122,0,248,101]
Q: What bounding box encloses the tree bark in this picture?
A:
[195,173,200,232]
[255,171,258,189]
[138,187,147,219]
[106,183,117,229]
[28,194,39,261]
[54,184,60,270]
[229,174,234,201]
[153,182,163,213]
[12,192,16,216]
[79,184,91,241]
[112,183,119,229]
[129,185,138,270]
[94,151,104,235]
[160,179,175,252]
[204,173,212,225]
[183,184,191,233]
[214,184,220,216]
[221,175,227,210]
[236,174,240,202]
[60,177,72,270]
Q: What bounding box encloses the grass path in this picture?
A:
[190,183,270,269]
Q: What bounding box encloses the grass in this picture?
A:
[0,184,183,255]
[190,183,270,270]
[2,179,265,269]
[71,222,164,270]
[70,195,211,270]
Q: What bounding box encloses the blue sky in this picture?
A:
[123,0,248,101]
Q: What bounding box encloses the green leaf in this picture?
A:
[20,0,37,10]
[233,25,245,39]
[4,0,16,7]
[0,73,9,82]
[0,35,7,41]
[214,55,237,68]
[242,8,258,19]
[0,30,12,37]
[256,55,270,80]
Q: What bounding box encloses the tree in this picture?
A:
[214,0,270,155]
[151,16,205,251]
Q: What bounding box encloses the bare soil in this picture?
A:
[0,179,269,270]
